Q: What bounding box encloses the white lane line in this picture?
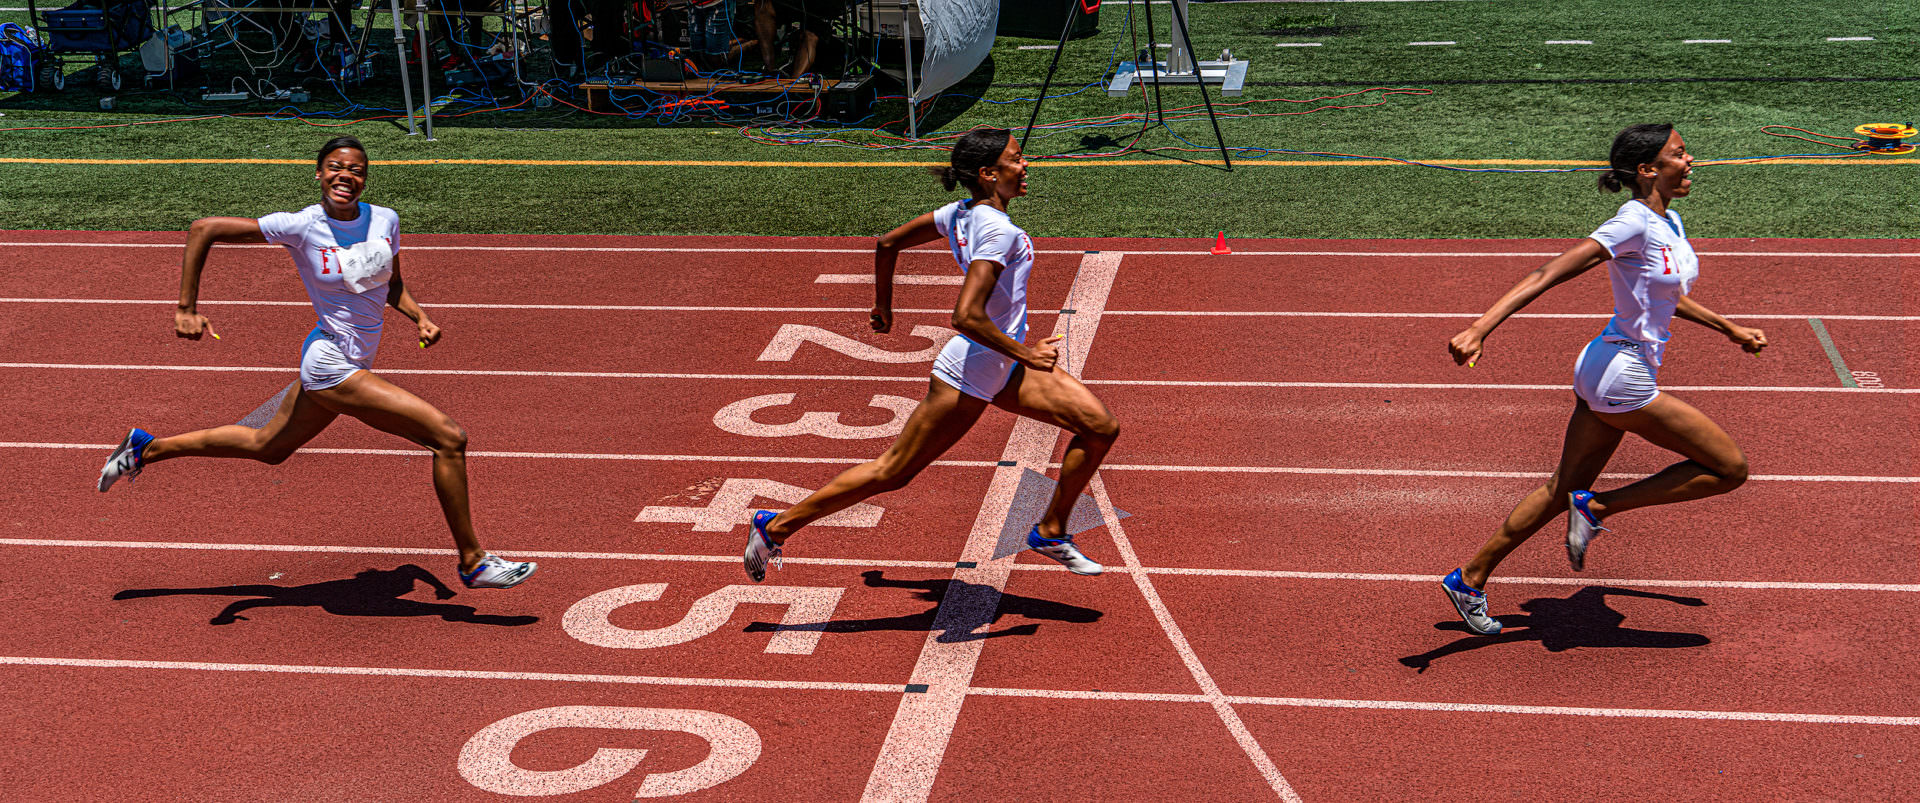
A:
[0,655,907,693]
[1684,39,1732,43]
[4,243,1908,258]
[1275,42,1324,48]
[1545,39,1594,45]
[4,443,1904,482]
[1409,41,1457,46]
[1826,37,1875,42]
[6,655,1905,725]
[5,299,1914,321]
[1096,464,1920,484]
[9,364,1912,394]
[861,251,1123,802]
[815,274,962,285]
[1091,473,1301,800]
[5,539,1912,592]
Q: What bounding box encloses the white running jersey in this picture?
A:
[1586,199,1698,366]
[258,203,400,363]
[933,199,1035,344]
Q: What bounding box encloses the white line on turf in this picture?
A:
[1091,472,1302,801]
[1408,41,1457,46]
[1275,43,1323,47]
[5,655,1906,725]
[1545,40,1594,44]
[861,251,1123,803]
[1684,39,1732,43]
[1826,37,1874,41]
[7,443,1908,482]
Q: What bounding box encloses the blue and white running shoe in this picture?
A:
[1441,568,1501,635]
[1565,490,1611,572]
[460,553,537,589]
[97,427,154,492]
[1026,527,1103,576]
[743,510,783,583]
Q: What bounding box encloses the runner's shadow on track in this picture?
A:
[744,570,1102,643]
[1399,586,1709,673]
[112,564,539,627]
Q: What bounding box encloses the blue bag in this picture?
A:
[0,22,43,92]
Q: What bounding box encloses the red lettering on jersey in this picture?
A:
[320,249,333,274]
[1661,247,1672,274]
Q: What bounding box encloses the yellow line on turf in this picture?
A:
[0,157,1913,167]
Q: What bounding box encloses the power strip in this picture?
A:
[201,91,248,101]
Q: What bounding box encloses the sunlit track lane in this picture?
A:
[1105,241,1919,317]
[0,664,898,800]
[1092,385,1914,477]
[1096,472,1918,585]
[0,369,1024,461]
[1,305,979,377]
[3,450,1001,563]
[0,547,947,684]
[1082,315,1889,388]
[1161,575,1920,716]
[1246,708,1916,801]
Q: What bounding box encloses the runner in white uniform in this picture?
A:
[96,137,536,591]
[1436,124,1768,635]
[742,128,1119,581]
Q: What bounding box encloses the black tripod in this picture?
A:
[1021,0,1232,168]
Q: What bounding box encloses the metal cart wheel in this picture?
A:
[43,61,66,91]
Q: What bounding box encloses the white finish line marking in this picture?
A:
[1092,472,1300,800]
[861,250,1123,802]
[3,656,1910,726]
[2,538,1914,592]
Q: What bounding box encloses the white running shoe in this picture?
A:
[1441,568,1501,635]
[1566,490,1611,572]
[98,427,154,492]
[744,510,783,583]
[1027,527,1104,576]
[461,553,537,589]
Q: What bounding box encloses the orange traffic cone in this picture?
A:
[1209,231,1232,255]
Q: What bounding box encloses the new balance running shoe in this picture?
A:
[1566,490,1611,572]
[1441,568,1501,636]
[460,553,537,589]
[743,509,783,583]
[1027,527,1103,575]
[97,427,154,492]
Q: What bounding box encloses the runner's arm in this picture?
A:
[177,216,266,339]
[1448,238,1611,366]
[1677,294,1767,353]
[870,212,943,333]
[386,255,442,347]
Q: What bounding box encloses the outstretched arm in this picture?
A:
[1677,294,1767,354]
[178,216,266,340]
[1448,238,1611,367]
[869,212,943,333]
[385,255,441,348]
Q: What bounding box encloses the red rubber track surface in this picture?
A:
[1,231,1915,801]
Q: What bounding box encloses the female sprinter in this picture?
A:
[1439,124,1767,635]
[742,128,1120,581]
[96,136,537,590]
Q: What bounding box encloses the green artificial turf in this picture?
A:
[0,0,1913,237]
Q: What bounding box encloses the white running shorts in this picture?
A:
[930,333,1017,401]
[299,325,370,391]
[1573,335,1659,414]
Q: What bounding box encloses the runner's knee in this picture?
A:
[1715,457,1749,490]
[1079,410,1119,443]
[429,418,468,456]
